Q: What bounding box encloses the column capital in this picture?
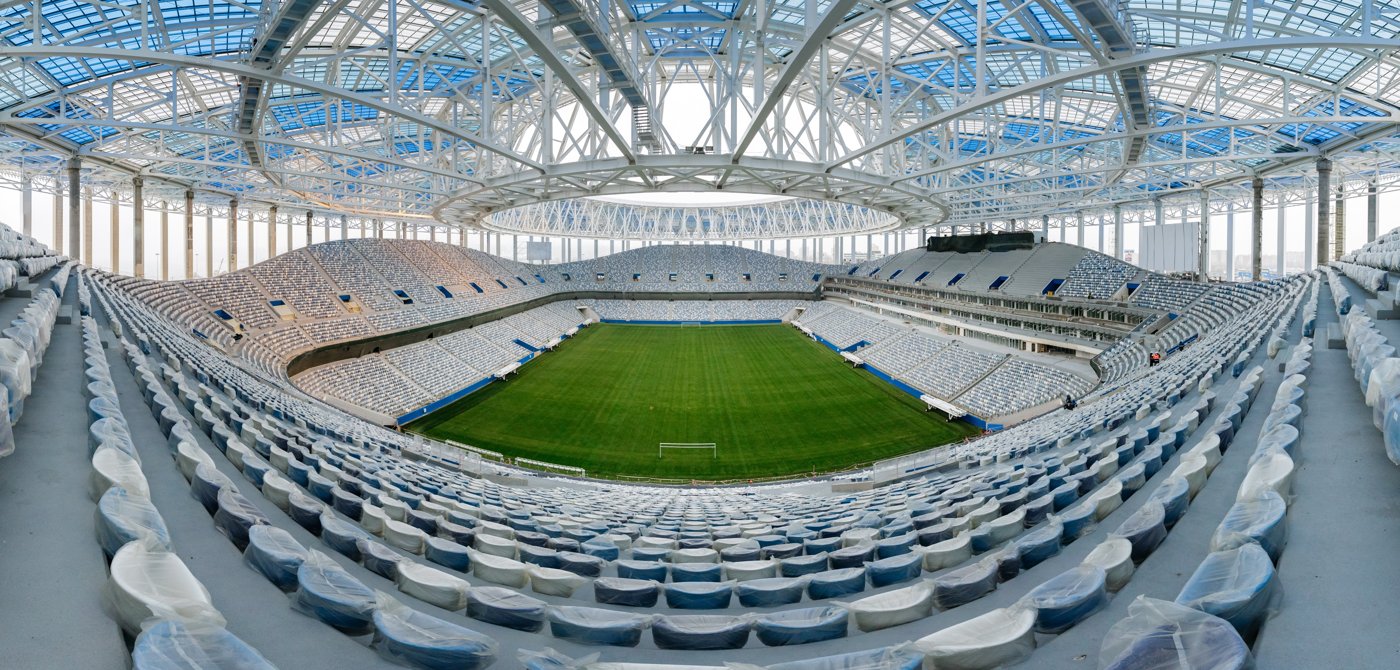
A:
[1316,157,1333,171]
[66,156,81,170]
[131,176,143,188]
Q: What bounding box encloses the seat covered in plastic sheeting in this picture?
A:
[287,492,325,535]
[722,559,778,581]
[243,525,307,592]
[914,606,1036,670]
[1083,537,1136,593]
[95,486,171,558]
[751,606,848,647]
[1236,452,1295,502]
[845,580,935,631]
[1114,502,1168,563]
[932,557,999,609]
[475,531,518,558]
[665,581,734,609]
[1185,436,1222,475]
[527,565,589,597]
[91,445,150,501]
[1148,477,1191,529]
[808,567,867,600]
[1014,519,1062,570]
[868,551,924,587]
[423,536,472,572]
[384,518,430,554]
[190,462,234,514]
[466,586,547,632]
[782,552,830,577]
[1024,565,1109,634]
[1091,479,1125,520]
[212,487,269,552]
[1211,491,1288,562]
[766,645,922,670]
[467,549,530,588]
[1173,455,1210,500]
[827,544,875,569]
[1175,544,1278,638]
[362,540,406,580]
[547,606,650,647]
[617,560,667,581]
[651,615,751,650]
[130,621,275,670]
[970,509,1025,553]
[320,512,372,562]
[1100,597,1252,670]
[1060,501,1097,541]
[916,534,972,571]
[595,577,660,607]
[557,551,607,578]
[108,537,225,635]
[174,441,214,482]
[372,596,497,670]
[260,472,297,512]
[293,551,377,635]
[737,577,807,607]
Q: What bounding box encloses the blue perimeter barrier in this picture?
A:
[863,363,1002,431]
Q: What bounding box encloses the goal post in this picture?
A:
[658,442,717,459]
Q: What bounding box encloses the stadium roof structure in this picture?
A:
[0,0,1397,238]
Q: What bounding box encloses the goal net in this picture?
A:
[658,442,717,459]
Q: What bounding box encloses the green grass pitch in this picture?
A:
[406,323,980,481]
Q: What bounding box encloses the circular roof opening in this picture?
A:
[586,191,796,208]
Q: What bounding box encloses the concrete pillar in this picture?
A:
[109,198,119,272]
[1316,158,1331,266]
[245,208,254,262]
[204,212,213,278]
[339,214,348,240]
[1097,214,1105,252]
[1041,214,1049,240]
[1198,190,1210,282]
[66,157,80,258]
[160,201,169,280]
[227,199,238,272]
[1368,182,1379,243]
[1225,202,1235,281]
[132,177,144,277]
[268,205,278,257]
[1113,206,1123,258]
[1153,198,1164,226]
[1334,187,1345,261]
[1276,201,1286,276]
[51,186,62,254]
[431,225,438,243]
[1305,190,1315,269]
[1251,177,1264,281]
[20,176,31,237]
[1076,212,1085,247]
[82,187,92,267]
[184,190,194,279]
[373,219,382,239]
[305,211,313,247]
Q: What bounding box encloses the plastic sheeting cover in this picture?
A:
[466,586,547,631]
[1024,565,1109,634]
[1175,544,1278,637]
[292,550,377,635]
[1211,491,1287,562]
[914,606,1036,670]
[754,606,848,646]
[548,606,650,647]
[765,645,922,670]
[845,580,935,631]
[1100,596,1252,670]
[372,596,497,670]
[108,537,225,635]
[131,621,275,670]
[243,525,307,592]
[95,486,171,558]
[651,615,751,650]
[932,558,998,610]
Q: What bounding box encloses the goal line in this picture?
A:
[658,442,717,459]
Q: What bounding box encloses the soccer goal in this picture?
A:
[659,442,717,459]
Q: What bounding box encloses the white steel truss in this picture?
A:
[0,0,1391,239]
